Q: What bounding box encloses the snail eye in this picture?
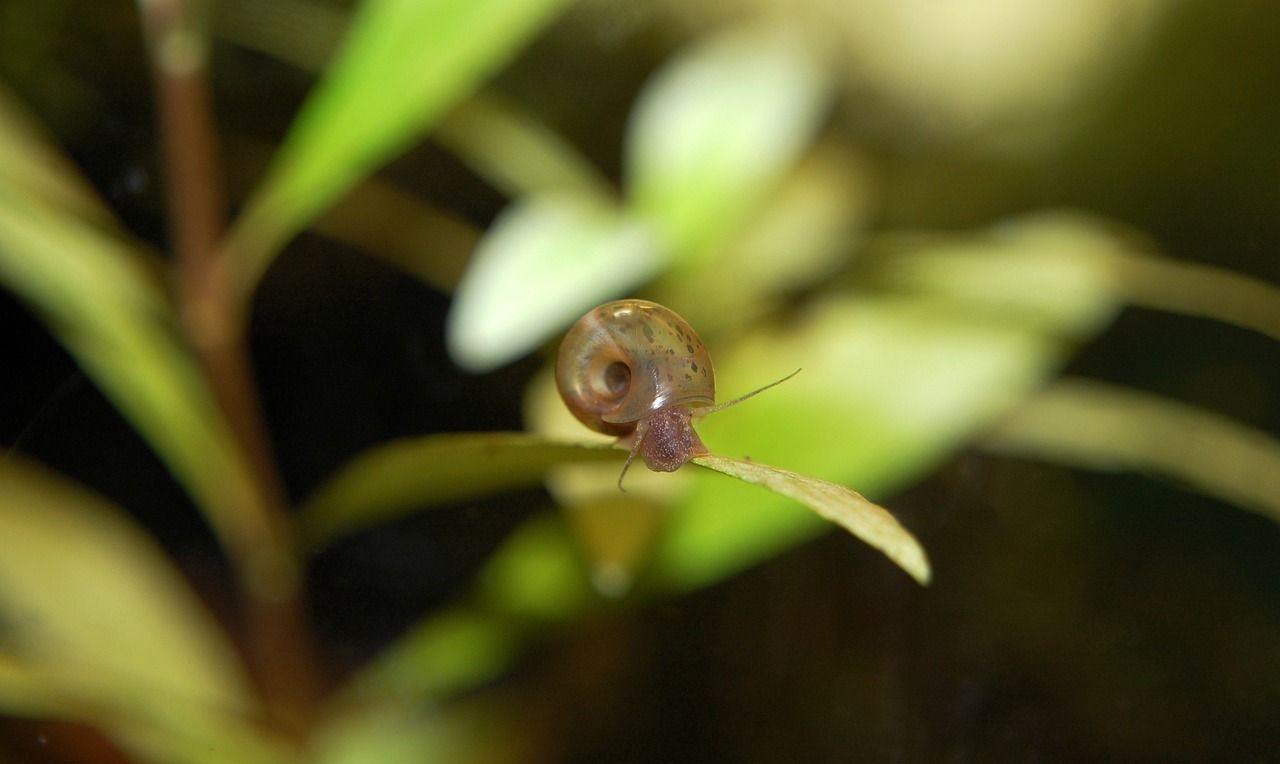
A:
[603,361,631,396]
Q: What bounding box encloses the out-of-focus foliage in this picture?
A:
[1,0,1278,761]
[229,0,576,287]
[447,26,830,371]
[0,106,265,570]
[299,432,622,547]
[0,459,287,764]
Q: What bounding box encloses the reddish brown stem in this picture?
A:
[139,0,319,737]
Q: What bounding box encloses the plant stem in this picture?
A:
[138,0,319,737]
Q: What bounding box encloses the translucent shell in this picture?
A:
[555,300,715,436]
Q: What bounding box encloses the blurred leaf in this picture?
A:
[435,93,615,199]
[655,140,874,333]
[446,194,661,371]
[215,0,347,72]
[0,87,118,229]
[229,0,575,287]
[0,186,265,564]
[510,213,1132,590]
[312,171,481,292]
[472,512,597,622]
[987,378,1280,524]
[626,26,830,263]
[1112,250,1280,342]
[316,695,523,764]
[654,285,1104,589]
[0,459,284,764]
[562,494,668,597]
[862,212,1125,335]
[298,432,622,549]
[446,26,831,371]
[227,136,480,293]
[691,454,931,584]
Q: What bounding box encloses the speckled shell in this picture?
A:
[556,300,715,436]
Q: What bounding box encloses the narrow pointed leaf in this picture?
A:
[230,0,575,287]
[988,378,1280,523]
[298,432,622,548]
[0,88,118,228]
[0,188,264,559]
[691,454,931,584]
[1113,251,1280,342]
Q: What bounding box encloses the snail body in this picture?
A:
[556,300,798,488]
[556,300,714,477]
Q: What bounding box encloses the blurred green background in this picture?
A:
[0,0,1277,761]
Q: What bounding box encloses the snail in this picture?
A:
[556,299,797,489]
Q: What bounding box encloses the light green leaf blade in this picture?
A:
[651,296,1052,589]
[644,214,1132,589]
[691,454,931,584]
[229,0,575,287]
[0,459,282,763]
[0,187,264,562]
[446,194,662,371]
[298,432,623,549]
[987,378,1280,524]
[626,26,830,263]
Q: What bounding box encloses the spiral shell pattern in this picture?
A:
[556,300,715,436]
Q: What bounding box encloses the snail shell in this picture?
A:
[556,300,714,474]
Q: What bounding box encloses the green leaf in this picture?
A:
[626,26,830,263]
[0,186,264,564]
[434,93,615,199]
[1112,250,1280,342]
[446,194,662,371]
[445,26,832,372]
[0,87,118,229]
[861,212,1124,335]
[644,215,1131,589]
[0,459,284,764]
[652,141,874,334]
[691,454,931,584]
[229,0,576,288]
[987,378,1280,523]
[652,294,1086,589]
[298,432,622,549]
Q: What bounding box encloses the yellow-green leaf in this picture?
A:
[691,454,931,584]
[0,458,282,764]
[626,26,830,263]
[435,93,615,200]
[446,195,661,371]
[987,378,1280,524]
[298,432,622,549]
[0,87,118,229]
[0,187,263,565]
[229,0,575,288]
